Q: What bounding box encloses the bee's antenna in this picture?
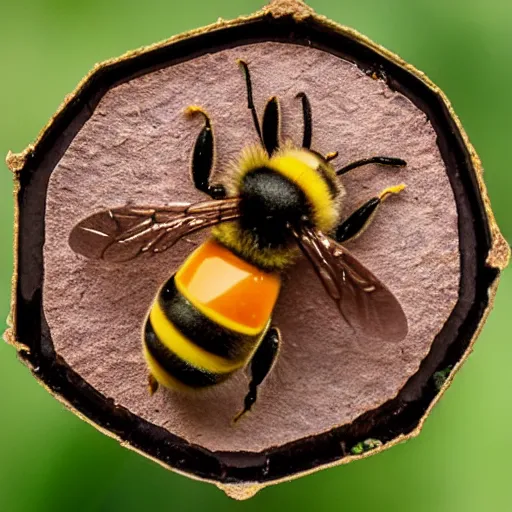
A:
[336,156,407,176]
[237,59,264,144]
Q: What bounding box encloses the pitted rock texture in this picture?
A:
[43,42,459,452]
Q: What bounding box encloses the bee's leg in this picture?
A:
[296,92,312,149]
[148,373,159,395]
[185,106,226,200]
[334,184,406,243]
[262,96,280,156]
[233,326,281,423]
[336,156,407,176]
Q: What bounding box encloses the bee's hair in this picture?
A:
[215,144,344,270]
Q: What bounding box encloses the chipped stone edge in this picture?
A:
[4,0,510,501]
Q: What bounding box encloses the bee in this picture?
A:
[69,60,408,422]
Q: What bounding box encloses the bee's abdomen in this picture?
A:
[143,240,281,389]
[144,319,230,388]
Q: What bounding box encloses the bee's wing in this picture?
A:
[69,197,241,262]
[292,225,408,342]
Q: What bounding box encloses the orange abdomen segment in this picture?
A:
[175,239,281,334]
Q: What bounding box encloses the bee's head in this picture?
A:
[236,146,343,241]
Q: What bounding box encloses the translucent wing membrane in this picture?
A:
[292,225,408,342]
[69,197,241,262]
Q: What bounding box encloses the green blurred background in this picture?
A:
[1,0,511,510]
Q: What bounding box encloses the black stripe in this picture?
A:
[144,320,230,388]
[317,165,338,198]
[159,276,257,361]
[308,150,339,198]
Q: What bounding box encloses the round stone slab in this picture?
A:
[5,0,509,499]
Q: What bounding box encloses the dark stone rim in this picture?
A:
[13,12,497,484]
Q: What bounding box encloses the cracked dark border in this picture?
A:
[10,11,500,487]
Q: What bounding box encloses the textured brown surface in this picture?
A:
[43,42,460,453]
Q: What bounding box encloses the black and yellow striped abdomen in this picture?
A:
[143,240,281,390]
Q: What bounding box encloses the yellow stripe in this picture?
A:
[174,274,266,336]
[142,343,189,391]
[270,154,335,231]
[149,301,244,373]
